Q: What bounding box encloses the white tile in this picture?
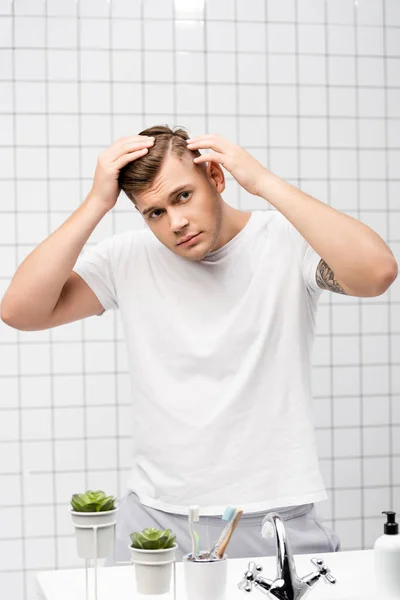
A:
[387,89,400,118]
[22,440,53,475]
[0,213,15,245]
[334,519,362,549]
[19,343,51,376]
[48,179,80,212]
[80,50,110,82]
[86,406,116,438]
[15,81,46,113]
[297,0,324,23]
[312,396,331,427]
[0,15,11,46]
[269,116,297,147]
[47,0,78,16]
[0,506,22,538]
[300,179,328,203]
[15,115,46,146]
[15,16,45,47]
[111,82,141,114]
[55,439,85,471]
[363,365,390,395]
[387,58,400,86]
[237,0,265,19]
[117,405,133,436]
[269,148,298,179]
[206,20,235,52]
[330,149,357,179]
[363,486,391,517]
[48,49,78,81]
[238,53,267,84]
[334,428,361,457]
[298,24,325,54]
[359,149,386,179]
[144,19,173,51]
[25,506,55,538]
[118,437,134,468]
[54,471,85,504]
[364,517,385,548]
[206,84,234,115]
[0,0,11,14]
[327,24,355,54]
[86,469,118,495]
[358,118,386,148]
[15,49,45,80]
[298,55,326,85]
[49,114,80,146]
[388,182,400,210]
[111,0,141,18]
[145,51,174,82]
[333,395,361,427]
[51,320,83,343]
[84,341,115,373]
[206,52,235,83]
[116,339,129,372]
[357,57,384,86]
[205,0,234,20]
[333,365,361,396]
[267,0,295,21]
[52,342,83,374]
[315,428,332,459]
[47,17,77,48]
[83,310,115,341]
[176,52,205,83]
[388,119,400,148]
[0,342,19,376]
[327,0,354,24]
[268,55,296,84]
[80,17,110,49]
[54,407,84,439]
[359,180,386,210]
[25,538,56,570]
[334,457,362,488]
[16,213,48,245]
[268,23,295,53]
[386,0,400,25]
[238,116,267,146]
[270,85,297,115]
[79,0,109,17]
[112,20,141,49]
[300,149,327,179]
[56,535,82,569]
[81,114,112,146]
[48,148,80,178]
[363,425,390,456]
[362,334,389,365]
[0,49,12,80]
[48,82,79,113]
[332,335,360,365]
[357,88,385,117]
[356,0,383,25]
[21,408,52,440]
[144,0,173,19]
[87,438,118,470]
[0,409,19,442]
[329,118,356,148]
[363,456,390,486]
[0,246,16,278]
[393,457,400,485]
[386,27,400,57]
[388,150,400,180]
[175,20,204,51]
[357,26,384,56]
[0,540,24,571]
[334,488,362,519]
[85,373,116,405]
[0,81,12,111]
[237,22,266,53]
[20,376,52,408]
[299,86,327,116]
[328,56,355,85]
[299,117,326,147]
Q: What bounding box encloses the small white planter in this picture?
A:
[70,507,118,560]
[129,543,178,595]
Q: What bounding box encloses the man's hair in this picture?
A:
[118,124,201,203]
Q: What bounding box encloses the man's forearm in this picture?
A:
[0,193,108,324]
[258,171,398,295]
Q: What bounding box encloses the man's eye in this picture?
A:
[180,191,191,200]
[149,210,163,219]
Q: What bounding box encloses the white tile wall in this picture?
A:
[0,1,399,599]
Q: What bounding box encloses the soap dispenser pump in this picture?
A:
[374,511,400,598]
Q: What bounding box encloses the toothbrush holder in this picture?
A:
[182,551,228,600]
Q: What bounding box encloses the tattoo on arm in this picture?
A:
[316,259,348,295]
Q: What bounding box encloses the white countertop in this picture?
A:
[36,549,376,600]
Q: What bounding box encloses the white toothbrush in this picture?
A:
[188,505,200,559]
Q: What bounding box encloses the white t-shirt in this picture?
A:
[73,209,328,515]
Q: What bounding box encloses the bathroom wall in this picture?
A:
[0,0,399,598]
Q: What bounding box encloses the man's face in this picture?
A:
[134,152,225,261]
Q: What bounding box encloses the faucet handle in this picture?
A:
[310,558,336,584]
[237,561,263,592]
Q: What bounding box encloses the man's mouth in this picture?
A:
[177,233,201,246]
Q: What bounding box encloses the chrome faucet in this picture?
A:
[237,512,336,600]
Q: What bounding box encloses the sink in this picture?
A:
[36,549,377,599]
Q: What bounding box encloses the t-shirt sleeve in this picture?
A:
[73,237,118,312]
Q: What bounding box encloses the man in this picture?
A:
[1,125,397,563]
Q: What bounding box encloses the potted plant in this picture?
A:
[70,490,118,560]
[129,528,178,595]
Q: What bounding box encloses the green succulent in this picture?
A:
[130,528,176,550]
[70,490,116,513]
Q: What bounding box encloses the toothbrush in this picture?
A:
[188,505,200,559]
[207,506,236,559]
[216,509,243,559]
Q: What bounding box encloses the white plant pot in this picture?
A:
[70,507,118,560]
[129,543,178,595]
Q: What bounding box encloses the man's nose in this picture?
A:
[169,211,189,233]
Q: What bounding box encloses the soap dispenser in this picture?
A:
[374,511,400,598]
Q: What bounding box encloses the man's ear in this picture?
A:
[206,161,225,193]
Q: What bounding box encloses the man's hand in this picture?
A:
[186,134,267,197]
[89,135,155,212]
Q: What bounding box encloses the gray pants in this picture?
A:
[105,491,341,565]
